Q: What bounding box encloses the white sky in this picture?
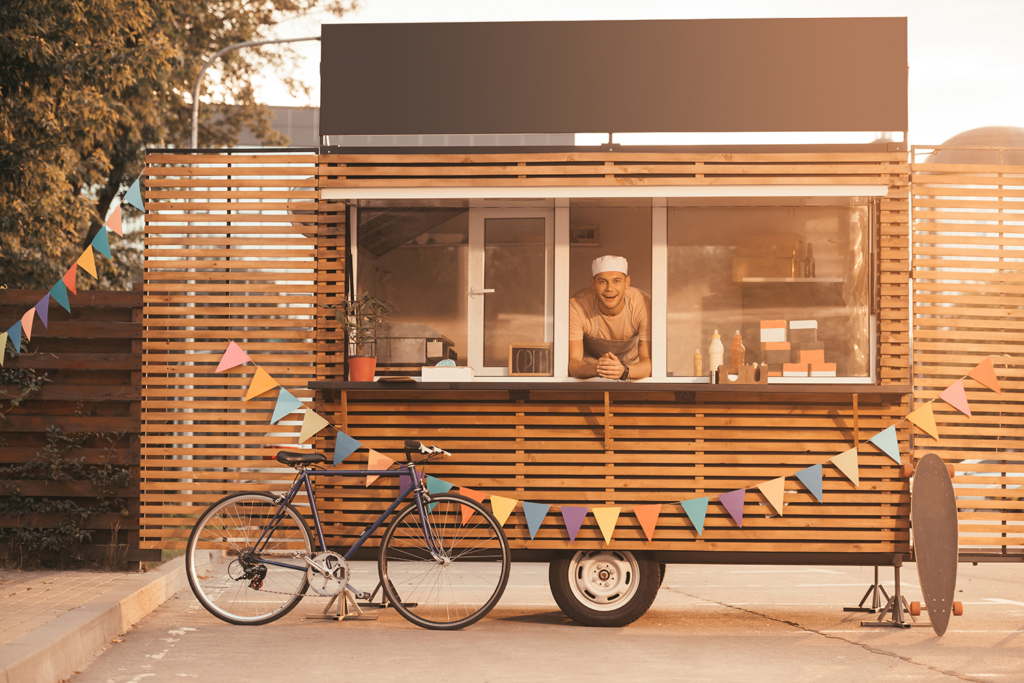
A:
[256,0,1024,146]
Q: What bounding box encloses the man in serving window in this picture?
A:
[568,255,652,380]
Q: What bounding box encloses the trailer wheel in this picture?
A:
[549,550,660,627]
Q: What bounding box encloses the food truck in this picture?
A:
[140,18,1020,627]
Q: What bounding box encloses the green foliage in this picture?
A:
[0,0,358,290]
[0,364,50,418]
[325,293,393,356]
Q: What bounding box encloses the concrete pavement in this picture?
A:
[65,561,1024,682]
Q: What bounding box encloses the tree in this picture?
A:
[0,0,356,291]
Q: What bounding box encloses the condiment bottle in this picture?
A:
[730,330,746,373]
[693,349,702,377]
[805,243,816,278]
[708,330,724,382]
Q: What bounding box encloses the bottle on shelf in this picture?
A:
[708,330,724,383]
[805,243,816,278]
[730,330,746,373]
[694,348,702,377]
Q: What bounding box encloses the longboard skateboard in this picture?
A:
[910,453,961,636]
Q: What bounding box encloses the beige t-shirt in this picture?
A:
[569,287,652,364]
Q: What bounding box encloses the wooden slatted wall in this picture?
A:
[314,152,913,556]
[139,152,321,550]
[911,155,1024,558]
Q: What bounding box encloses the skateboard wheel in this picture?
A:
[902,462,914,478]
[909,601,922,616]
[947,463,955,478]
[953,601,964,616]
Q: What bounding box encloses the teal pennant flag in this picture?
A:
[124,178,144,211]
[49,280,71,313]
[270,388,303,425]
[7,321,22,355]
[92,227,112,260]
[796,463,824,503]
[868,425,901,464]
[333,431,362,465]
[681,496,709,537]
[425,476,454,512]
[522,501,550,541]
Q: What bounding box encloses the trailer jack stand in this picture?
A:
[860,564,925,628]
[844,566,889,613]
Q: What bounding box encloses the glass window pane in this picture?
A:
[666,199,871,379]
[483,218,549,368]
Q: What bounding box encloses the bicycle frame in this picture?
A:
[250,462,440,575]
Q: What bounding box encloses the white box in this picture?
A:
[789,320,818,330]
[811,370,837,377]
[420,366,475,382]
[760,327,787,343]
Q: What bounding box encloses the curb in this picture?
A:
[0,555,188,683]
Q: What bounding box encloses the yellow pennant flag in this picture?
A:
[592,507,621,545]
[756,477,786,516]
[831,447,860,488]
[490,496,518,527]
[366,449,395,487]
[243,367,279,401]
[0,332,7,366]
[77,246,98,278]
[907,403,940,440]
[298,409,330,444]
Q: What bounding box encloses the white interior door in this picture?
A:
[468,209,554,375]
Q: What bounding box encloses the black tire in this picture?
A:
[186,492,313,625]
[379,493,511,630]
[549,550,661,627]
[659,562,667,586]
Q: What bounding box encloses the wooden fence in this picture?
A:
[0,288,151,567]
[911,152,1024,559]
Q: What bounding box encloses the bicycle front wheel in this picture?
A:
[379,493,511,630]
[186,492,313,625]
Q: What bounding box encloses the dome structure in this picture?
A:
[924,126,1024,166]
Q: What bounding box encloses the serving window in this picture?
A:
[349,192,878,383]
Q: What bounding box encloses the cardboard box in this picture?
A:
[810,363,837,377]
[760,327,787,343]
[798,349,826,364]
[420,366,475,382]
[789,320,817,344]
[783,363,809,377]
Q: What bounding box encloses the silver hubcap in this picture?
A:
[566,550,640,612]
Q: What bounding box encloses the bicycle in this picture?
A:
[185,440,511,630]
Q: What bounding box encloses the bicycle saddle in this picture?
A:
[276,451,327,466]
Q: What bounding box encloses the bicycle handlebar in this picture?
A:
[403,440,451,462]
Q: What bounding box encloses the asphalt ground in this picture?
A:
[69,562,1024,683]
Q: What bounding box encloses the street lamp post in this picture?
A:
[190,35,320,149]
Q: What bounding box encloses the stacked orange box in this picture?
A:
[798,349,825,364]
[810,363,837,377]
[760,320,787,343]
[783,363,808,377]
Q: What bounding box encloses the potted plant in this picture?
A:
[327,294,393,381]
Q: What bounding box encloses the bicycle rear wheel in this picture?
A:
[379,493,511,630]
[186,492,313,625]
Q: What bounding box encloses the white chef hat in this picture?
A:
[592,255,628,277]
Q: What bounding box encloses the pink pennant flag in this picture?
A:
[459,486,487,524]
[968,357,1001,394]
[719,489,747,528]
[366,449,395,487]
[105,205,123,236]
[63,264,78,295]
[20,309,35,342]
[216,341,251,373]
[633,504,662,542]
[938,380,972,417]
[560,506,588,543]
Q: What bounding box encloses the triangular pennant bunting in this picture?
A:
[105,205,123,236]
[592,507,620,545]
[968,357,1001,394]
[939,380,972,417]
[719,489,747,527]
[522,502,550,540]
[91,227,111,260]
[907,403,940,440]
[757,477,786,515]
[795,464,824,503]
[831,447,860,488]
[20,309,35,342]
[270,388,303,424]
[333,431,362,465]
[0,332,7,367]
[243,367,278,401]
[49,280,71,313]
[459,487,487,524]
[124,177,144,211]
[63,264,77,295]
[681,497,709,536]
[366,449,394,487]
[77,247,97,278]
[560,506,588,543]
[633,504,662,542]
[868,425,901,464]
[8,322,22,355]
[216,341,251,372]
[490,496,518,527]
[34,295,50,329]
[425,476,454,511]
[298,409,330,443]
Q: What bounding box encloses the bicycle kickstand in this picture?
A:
[323,586,378,622]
